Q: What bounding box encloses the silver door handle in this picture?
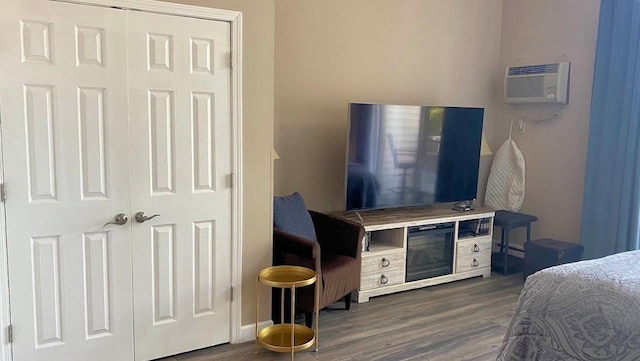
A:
[135,211,160,223]
[104,213,128,227]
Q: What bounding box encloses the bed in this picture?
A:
[497,250,640,361]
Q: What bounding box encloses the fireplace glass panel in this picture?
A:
[406,223,454,282]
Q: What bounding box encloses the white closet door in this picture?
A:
[126,11,232,360]
[0,1,134,361]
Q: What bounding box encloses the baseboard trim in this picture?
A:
[236,320,274,344]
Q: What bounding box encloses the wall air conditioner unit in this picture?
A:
[504,62,570,104]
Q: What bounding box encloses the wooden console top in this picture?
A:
[332,204,494,228]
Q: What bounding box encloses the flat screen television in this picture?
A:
[345,103,484,211]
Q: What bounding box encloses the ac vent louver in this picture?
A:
[504,62,570,104]
[507,63,559,76]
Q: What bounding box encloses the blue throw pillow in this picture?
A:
[273,192,317,242]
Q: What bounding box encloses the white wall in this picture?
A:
[274,0,504,212]
[495,0,600,245]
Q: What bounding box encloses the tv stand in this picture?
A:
[333,204,494,303]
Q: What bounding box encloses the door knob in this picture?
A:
[104,213,128,227]
[135,211,160,223]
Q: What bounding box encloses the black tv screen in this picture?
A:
[345,103,484,211]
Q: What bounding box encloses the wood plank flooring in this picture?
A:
[159,273,524,361]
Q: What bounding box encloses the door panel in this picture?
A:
[82,231,113,339]
[78,87,109,200]
[127,10,232,361]
[0,2,134,360]
[31,235,63,347]
[24,84,58,202]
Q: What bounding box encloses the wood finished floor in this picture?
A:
[159,273,524,361]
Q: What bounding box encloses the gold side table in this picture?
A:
[256,265,319,360]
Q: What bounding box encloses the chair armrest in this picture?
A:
[309,211,364,259]
[273,229,321,274]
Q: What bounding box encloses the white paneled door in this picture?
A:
[0,2,134,360]
[0,1,233,360]
[127,10,232,361]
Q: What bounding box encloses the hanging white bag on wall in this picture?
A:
[484,137,526,212]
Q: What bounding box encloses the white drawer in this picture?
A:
[360,268,405,290]
[361,249,405,273]
[456,238,492,258]
[456,252,491,273]
[456,237,490,273]
[456,254,490,273]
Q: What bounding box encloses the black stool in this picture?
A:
[523,238,584,280]
[492,210,538,275]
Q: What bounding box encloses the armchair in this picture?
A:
[272,194,364,327]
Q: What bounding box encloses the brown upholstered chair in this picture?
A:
[273,210,363,327]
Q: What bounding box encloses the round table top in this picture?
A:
[258,265,317,288]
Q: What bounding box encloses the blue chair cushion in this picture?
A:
[273,192,317,242]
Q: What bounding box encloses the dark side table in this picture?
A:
[491,210,538,275]
[523,239,584,280]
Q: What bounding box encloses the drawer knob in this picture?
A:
[381,258,391,267]
[473,244,480,253]
[380,274,389,285]
[472,258,479,267]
